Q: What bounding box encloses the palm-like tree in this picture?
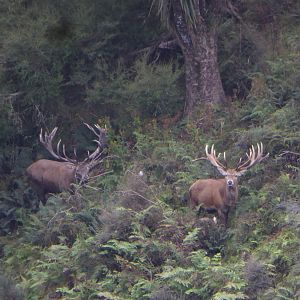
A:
[152,0,238,116]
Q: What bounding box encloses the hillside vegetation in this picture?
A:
[0,1,299,299]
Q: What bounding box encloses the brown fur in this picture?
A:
[26,159,77,204]
[189,175,238,226]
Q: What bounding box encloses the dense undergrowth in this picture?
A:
[0,1,300,299]
[1,91,299,299]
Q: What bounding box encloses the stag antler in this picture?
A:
[204,144,228,175]
[193,143,268,176]
[40,123,108,165]
[82,123,108,165]
[40,127,77,163]
[235,142,269,174]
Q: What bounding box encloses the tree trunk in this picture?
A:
[183,29,226,116]
[172,2,226,116]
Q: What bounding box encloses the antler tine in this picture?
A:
[40,127,56,145]
[56,139,62,156]
[82,148,106,167]
[85,146,101,161]
[223,151,228,168]
[81,123,108,165]
[62,144,76,163]
[92,149,105,162]
[205,144,227,175]
[84,122,98,136]
[205,144,209,156]
[58,139,77,163]
[49,127,58,140]
[73,147,77,159]
[84,123,106,138]
[85,123,107,144]
[259,142,264,158]
[39,127,77,163]
[236,142,269,173]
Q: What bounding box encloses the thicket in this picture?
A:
[0,1,299,299]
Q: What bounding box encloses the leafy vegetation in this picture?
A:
[0,0,299,299]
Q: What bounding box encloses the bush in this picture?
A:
[0,275,24,300]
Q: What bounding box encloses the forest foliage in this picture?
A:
[0,0,299,299]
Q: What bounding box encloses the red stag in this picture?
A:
[189,143,269,226]
[26,123,107,204]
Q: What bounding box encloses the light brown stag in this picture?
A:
[26,123,107,204]
[189,143,269,226]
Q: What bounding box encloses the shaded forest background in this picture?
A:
[0,0,299,299]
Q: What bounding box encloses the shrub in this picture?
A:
[244,258,273,299]
[0,275,24,300]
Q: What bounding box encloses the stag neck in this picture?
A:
[225,181,238,207]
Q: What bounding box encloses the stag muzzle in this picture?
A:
[75,172,89,186]
[80,176,90,186]
[227,179,235,189]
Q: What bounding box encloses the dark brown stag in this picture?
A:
[26,123,107,204]
[189,143,269,226]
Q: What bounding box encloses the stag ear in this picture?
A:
[235,170,247,177]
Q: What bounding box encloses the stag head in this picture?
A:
[39,123,108,185]
[201,143,269,189]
